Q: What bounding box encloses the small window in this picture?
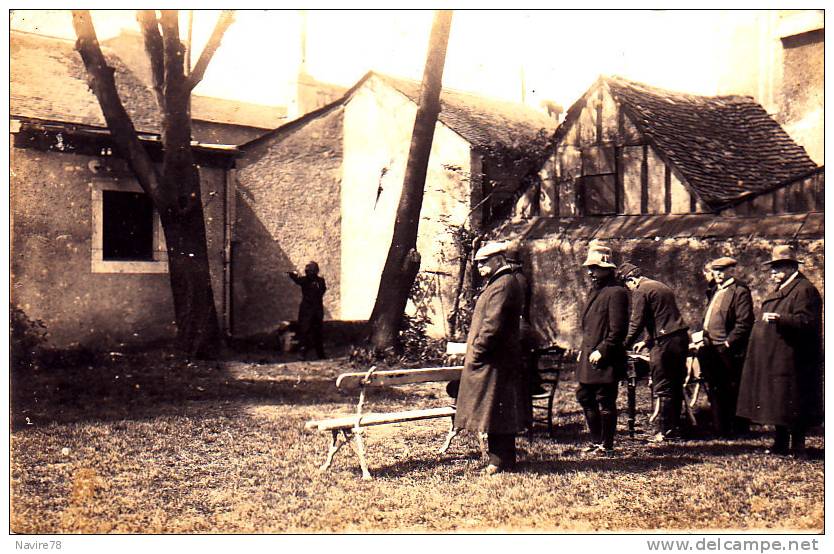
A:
[91,180,167,274]
[102,191,154,261]
[582,174,617,215]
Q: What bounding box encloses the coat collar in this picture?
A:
[765,271,805,302]
[582,277,617,320]
[486,265,514,286]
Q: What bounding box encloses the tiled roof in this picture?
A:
[495,212,823,242]
[11,30,286,136]
[377,73,558,153]
[600,76,818,209]
[100,30,286,129]
[190,95,286,129]
[11,30,161,133]
[242,70,558,156]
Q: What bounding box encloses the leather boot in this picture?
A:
[600,409,617,451]
[582,407,602,448]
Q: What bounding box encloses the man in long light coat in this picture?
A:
[736,245,823,458]
[455,241,526,474]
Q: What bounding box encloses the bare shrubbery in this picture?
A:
[10,304,48,371]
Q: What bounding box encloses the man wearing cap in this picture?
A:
[576,245,629,455]
[696,257,754,437]
[736,245,822,458]
[619,263,689,442]
[455,241,526,474]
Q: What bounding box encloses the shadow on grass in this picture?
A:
[10,352,421,429]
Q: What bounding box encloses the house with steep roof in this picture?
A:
[10,30,238,350]
[499,76,823,350]
[232,71,558,339]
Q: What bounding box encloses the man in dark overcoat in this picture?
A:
[455,241,526,474]
[696,257,754,437]
[576,245,629,456]
[506,240,544,404]
[619,263,689,442]
[287,261,327,360]
[736,245,823,457]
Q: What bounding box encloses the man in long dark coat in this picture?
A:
[619,263,689,442]
[697,257,754,437]
[577,245,629,456]
[736,245,822,458]
[287,261,327,360]
[455,241,526,474]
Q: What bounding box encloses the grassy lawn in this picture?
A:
[10,351,824,533]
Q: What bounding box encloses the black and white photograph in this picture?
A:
[6,5,826,545]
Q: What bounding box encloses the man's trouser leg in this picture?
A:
[651,333,688,437]
[772,426,790,454]
[576,383,602,446]
[312,317,326,359]
[487,433,517,469]
[698,345,722,434]
[598,382,619,450]
[700,343,733,436]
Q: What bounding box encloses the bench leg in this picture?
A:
[348,429,371,480]
[320,430,349,472]
[439,419,460,454]
[627,377,637,439]
[477,432,489,462]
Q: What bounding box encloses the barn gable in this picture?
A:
[541,76,820,216]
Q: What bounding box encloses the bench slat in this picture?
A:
[305,406,456,431]
[336,366,463,390]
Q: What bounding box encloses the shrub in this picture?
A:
[10,305,48,370]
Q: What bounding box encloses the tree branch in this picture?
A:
[137,10,165,110]
[186,10,235,91]
[71,10,164,201]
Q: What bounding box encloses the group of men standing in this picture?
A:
[453,240,822,474]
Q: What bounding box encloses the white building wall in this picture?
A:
[341,76,471,336]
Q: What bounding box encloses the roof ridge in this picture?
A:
[372,70,541,109]
[604,74,754,103]
[10,28,76,43]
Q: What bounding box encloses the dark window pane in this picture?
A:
[583,174,617,215]
[102,190,154,261]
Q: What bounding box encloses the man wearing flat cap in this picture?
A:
[455,241,526,474]
[576,245,629,455]
[619,262,689,442]
[696,257,754,437]
[737,245,822,458]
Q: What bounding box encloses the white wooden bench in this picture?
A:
[304,364,466,479]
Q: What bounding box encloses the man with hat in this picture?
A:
[619,262,689,442]
[455,241,527,474]
[576,245,629,455]
[696,256,754,437]
[736,245,822,458]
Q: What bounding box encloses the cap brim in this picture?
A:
[582,261,616,268]
[762,258,804,266]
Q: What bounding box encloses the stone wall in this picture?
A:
[10,145,228,350]
[234,106,344,337]
[511,215,823,350]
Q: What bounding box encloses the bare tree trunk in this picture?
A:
[368,10,453,352]
[73,10,230,357]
